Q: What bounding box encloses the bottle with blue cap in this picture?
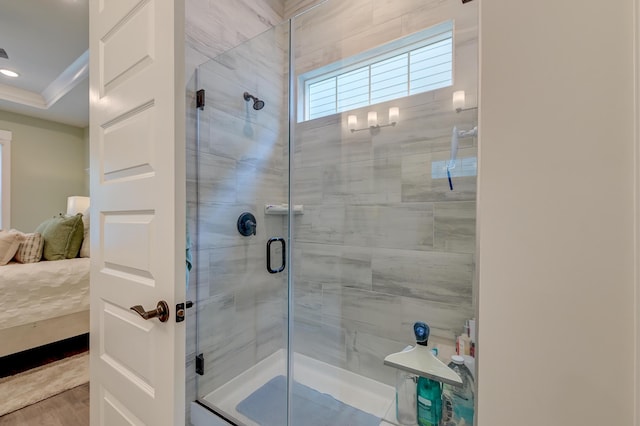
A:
[414,322,442,426]
[444,355,475,425]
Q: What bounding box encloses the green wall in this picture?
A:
[0,111,87,232]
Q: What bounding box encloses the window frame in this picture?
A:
[298,20,455,122]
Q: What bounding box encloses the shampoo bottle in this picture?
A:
[413,322,442,426]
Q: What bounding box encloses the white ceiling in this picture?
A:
[0,0,89,128]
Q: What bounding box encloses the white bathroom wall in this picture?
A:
[478,1,636,425]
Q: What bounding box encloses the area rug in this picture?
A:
[236,375,381,426]
[0,352,89,416]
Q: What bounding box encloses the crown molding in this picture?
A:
[0,49,88,110]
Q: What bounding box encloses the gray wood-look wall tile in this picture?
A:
[372,248,474,304]
[321,285,404,336]
[322,157,402,205]
[343,203,434,250]
[294,204,346,244]
[292,165,323,204]
[345,327,405,385]
[187,0,284,61]
[297,242,373,290]
[294,280,323,323]
[434,201,476,253]
[399,296,474,340]
[401,147,478,202]
[284,0,318,19]
[292,318,348,368]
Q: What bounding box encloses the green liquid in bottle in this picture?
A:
[417,377,442,426]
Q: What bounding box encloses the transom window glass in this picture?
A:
[301,21,454,121]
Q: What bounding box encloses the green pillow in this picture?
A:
[35,214,85,261]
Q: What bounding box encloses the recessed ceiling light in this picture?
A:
[0,69,19,78]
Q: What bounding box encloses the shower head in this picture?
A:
[253,99,265,110]
[243,92,265,110]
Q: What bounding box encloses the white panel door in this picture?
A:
[89,1,185,425]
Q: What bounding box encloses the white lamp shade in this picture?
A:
[368,111,378,127]
[67,196,90,216]
[453,90,466,110]
[388,107,399,123]
[347,115,358,130]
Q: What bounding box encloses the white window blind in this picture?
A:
[304,23,454,121]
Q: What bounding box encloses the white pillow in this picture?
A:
[0,230,23,265]
[10,229,44,263]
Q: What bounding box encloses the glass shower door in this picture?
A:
[191,21,291,424]
[190,0,479,424]
[289,1,478,425]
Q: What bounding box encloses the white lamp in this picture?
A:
[347,115,358,130]
[368,111,378,127]
[388,107,399,124]
[67,196,90,216]
[453,90,466,112]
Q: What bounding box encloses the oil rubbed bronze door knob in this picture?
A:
[130,301,170,322]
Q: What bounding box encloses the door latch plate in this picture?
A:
[176,301,194,323]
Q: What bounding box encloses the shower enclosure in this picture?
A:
[188,1,478,424]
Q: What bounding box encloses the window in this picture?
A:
[0,130,11,230]
[301,21,454,122]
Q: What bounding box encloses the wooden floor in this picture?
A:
[0,383,89,426]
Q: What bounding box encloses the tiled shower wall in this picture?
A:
[185,0,287,412]
[191,25,289,398]
[288,0,478,385]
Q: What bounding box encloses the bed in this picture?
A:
[0,197,91,357]
[0,258,90,357]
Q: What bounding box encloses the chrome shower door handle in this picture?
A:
[130,301,170,322]
[266,237,286,274]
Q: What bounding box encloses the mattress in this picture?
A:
[0,258,90,330]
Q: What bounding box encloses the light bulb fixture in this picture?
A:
[388,107,399,124]
[453,90,478,113]
[347,115,358,130]
[453,90,465,111]
[0,69,19,78]
[367,111,378,127]
[349,108,400,133]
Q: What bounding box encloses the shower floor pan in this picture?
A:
[200,349,403,426]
